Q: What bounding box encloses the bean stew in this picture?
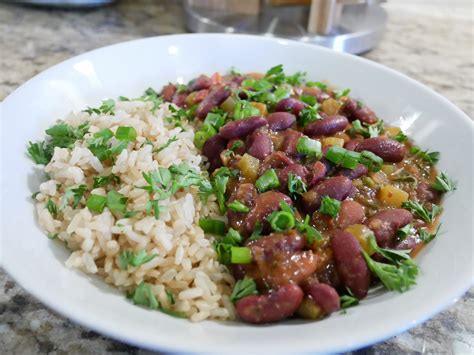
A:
[161,65,456,324]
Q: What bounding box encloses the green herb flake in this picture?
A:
[410,146,440,165]
[106,190,128,214]
[298,106,321,127]
[27,141,53,165]
[154,136,178,153]
[402,200,442,223]
[319,196,341,218]
[431,172,457,193]
[418,224,441,244]
[288,173,307,199]
[46,199,58,216]
[340,288,359,310]
[86,194,107,213]
[230,277,258,303]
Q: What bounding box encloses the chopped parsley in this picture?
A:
[348,119,384,138]
[46,199,58,216]
[418,224,441,244]
[410,146,440,164]
[431,172,457,193]
[61,184,87,209]
[154,136,178,153]
[118,249,157,270]
[319,196,341,218]
[401,200,442,223]
[92,174,120,188]
[230,277,258,303]
[287,173,307,199]
[298,106,321,127]
[84,99,115,115]
[340,288,359,310]
[334,88,350,99]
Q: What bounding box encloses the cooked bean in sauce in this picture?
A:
[161,65,456,324]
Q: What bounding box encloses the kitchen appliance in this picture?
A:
[184,0,387,54]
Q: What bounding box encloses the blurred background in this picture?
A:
[1,0,473,354]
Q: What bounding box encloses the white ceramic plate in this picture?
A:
[1,34,473,353]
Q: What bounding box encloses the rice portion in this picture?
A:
[34,100,235,321]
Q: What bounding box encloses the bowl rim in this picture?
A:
[1,33,473,353]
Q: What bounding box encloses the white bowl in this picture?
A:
[1,34,473,353]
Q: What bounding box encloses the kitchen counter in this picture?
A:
[0,0,472,353]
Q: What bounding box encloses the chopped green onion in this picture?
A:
[86,194,107,213]
[230,247,252,264]
[227,200,250,213]
[341,150,361,169]
[194,123,217,149]
[230,277,258,302]
[296,137,322,158]
[255,169,280,192]
[431,172,457,193]
[359,150,383,172]
[319,196,341,218]
[268,211,295,232]
[325,145,346,164]
[199,218,226,236]
[223,228,242,246]
[204,111,227,129]
[115,126,137,141]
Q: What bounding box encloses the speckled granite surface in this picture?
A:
[0,0,473,353]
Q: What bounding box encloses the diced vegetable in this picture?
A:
[297,137,322,158]
[378,185,409,207]
[297,297,324,320]
[86,194,107,213]
[237,153,260,182]
[250,102,268,116]
[344,224,374,254]
[322,137,345,148]
[255,169,279,192]
[321,98,341,115]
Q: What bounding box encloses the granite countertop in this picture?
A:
[0,0,472,353]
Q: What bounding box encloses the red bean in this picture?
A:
[246,130,273,160]
[344,139,363,151]
[266,112,296,131]
[245,191,292,233]
[278,163,308,191]
[307,160,328,187]
[275,98,308,116]
[302,176,352,213]
[202,135,227,172]
[228,183,258,235]
[227,138,246,156]
[316,262,341,289]
[306,176,353,212]
[302,86,331,103]
[243,231,318,287]
[305,282,341,314]
[336,200,365,229]
[304,115,349,137]
[355,137,406,163]
[341,97,378,124]
[235,284,304,324]
[258,151,294,175]
[172,92,187,107]
[416,182,439,203]
[367,209,413,247]
[219,116,267,139]
[161,84,176,102]
[332,230,370,299]
[280,129,304,158]
[188,74,212,91]
[196,86,231,119]
[338,164,369,180]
